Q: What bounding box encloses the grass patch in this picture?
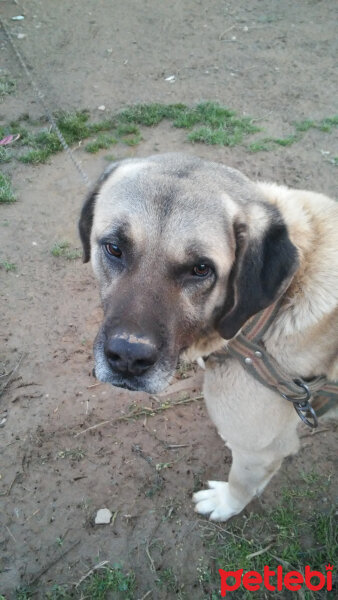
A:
[0,74,16,98]
[272,135,299,147]
[12,473,335,599]
[118,102,186,126]
[0,260,17,272]
[248,139,272,152]
[249,135,300,151]
[156,567,179,592]
[0,173,16,203]
[119,101,260,146]
[0,102,258,164]
[57,447,86,461]
[294,119,317,132]
[51,241,82,260]
[197,472,336,599]
[85,133,118,153]
[0,147,12,164]
[2,105,337,165]
[294,115,338,134]
[16,564,135,600]
[19,148,54,164]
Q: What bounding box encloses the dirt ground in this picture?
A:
[0,0,337,598]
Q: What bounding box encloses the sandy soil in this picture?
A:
[0,0,337,598]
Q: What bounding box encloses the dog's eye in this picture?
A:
[192,264,211,277]
[104,243,122,258]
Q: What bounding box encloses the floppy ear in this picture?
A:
[78,162,120,263]
[217,214,299,339]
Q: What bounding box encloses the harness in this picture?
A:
[211,300,338,429]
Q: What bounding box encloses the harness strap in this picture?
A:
[217,299,338,428]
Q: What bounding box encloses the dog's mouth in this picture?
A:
[92,368,137,391]
[93,347,177,394]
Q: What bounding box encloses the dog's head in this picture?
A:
[79,153,298,393]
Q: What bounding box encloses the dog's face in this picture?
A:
[79,154,298,393]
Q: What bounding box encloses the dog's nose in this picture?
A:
[104,335,158,377]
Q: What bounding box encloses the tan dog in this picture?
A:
[79,153,338,521]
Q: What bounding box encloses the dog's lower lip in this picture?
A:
[114,381,138,391]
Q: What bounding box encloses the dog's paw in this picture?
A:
[193,481,244,521]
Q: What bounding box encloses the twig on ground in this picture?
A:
[145,543,156,573]
[138,591,152,600]
[300,427,330,438]
[74,394,203,437]
[75,560,109,588]
[0,353,25,397]
[0,472,22,496]
[5,525,17,543]
[28,539,80,586]
[25,508,40,523]
[246,541,275,559]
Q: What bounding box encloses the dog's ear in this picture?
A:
[217,212,299,339]
[78,162,120,263]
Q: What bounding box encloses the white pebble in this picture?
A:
[95,508,112,524]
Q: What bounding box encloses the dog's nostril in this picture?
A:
[107,352,120,362]
[104,336,158,376]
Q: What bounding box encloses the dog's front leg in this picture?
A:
[193,434,299,521]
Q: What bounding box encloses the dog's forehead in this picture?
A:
[93,157,243,239]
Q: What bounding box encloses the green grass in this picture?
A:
[16,564,135,600]
[248,134,300,152]
[272,135,299,147]
[294,115,338,134]
[0,147,12,164]
[119,101,260,146]
[19,148,55,164]
[11,473,335,599]
[196,471,336,599]
[0,102,258,164]
[85,133,118,153]
[294,119,317,132]
[0,260,17,272]
[51,241,82,260]
[0,74,16,98]
[248,139,272,152]
[1,105,337,166]
[57,447,86,461]
[0,173,16,203]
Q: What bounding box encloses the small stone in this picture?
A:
[98,105,106,111]
[95,508,112,524]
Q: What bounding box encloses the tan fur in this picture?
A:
[194,182,337,520]
[80,153,338,521]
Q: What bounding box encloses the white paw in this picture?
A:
[193,481,244,521]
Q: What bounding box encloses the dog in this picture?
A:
[79,153,338,521]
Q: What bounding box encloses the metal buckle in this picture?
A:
[281,380,318,429]
[294,400,318,429]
